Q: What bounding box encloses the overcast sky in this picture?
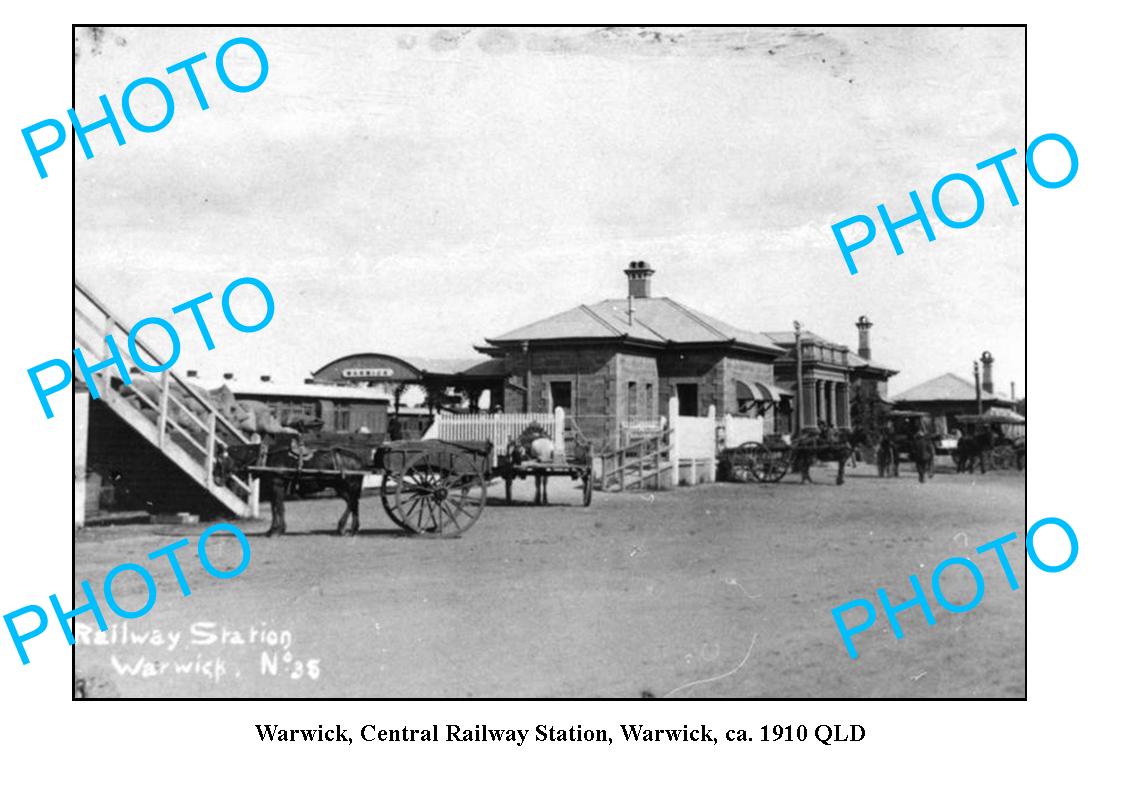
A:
[75,26,1025,396]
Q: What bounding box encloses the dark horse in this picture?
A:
[956,428,994,474]
[221,435,366,536]
[876,434,899,477]
[910,432,937,483]
[790,428,853,485]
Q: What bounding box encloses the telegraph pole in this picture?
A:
[794,320,803,432]
[973,360,983,416]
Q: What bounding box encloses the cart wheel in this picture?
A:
[582,472,593,506]
[744,442,789,483]
[393,450,487,537]
[728,445,754,483]
[379,472,413,532]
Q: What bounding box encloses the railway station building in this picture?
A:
[473,261,788,443]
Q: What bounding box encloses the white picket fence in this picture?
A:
[424,404,763,489]
[424,409,563,466]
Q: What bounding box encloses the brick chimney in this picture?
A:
[624,260,655,299]
[980,351,995,395]
[856,315,873,360]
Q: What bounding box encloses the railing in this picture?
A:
[598,426,673,491]
[73,281,256,506]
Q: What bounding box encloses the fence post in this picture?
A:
[157,370,171,448]
[706,405,717,483]
[553,407,565,460]
[668,398,680,488]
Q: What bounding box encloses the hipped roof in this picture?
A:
[485,296,782,354]
[892,372,1013,405]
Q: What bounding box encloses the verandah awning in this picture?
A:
[735,380,793,402]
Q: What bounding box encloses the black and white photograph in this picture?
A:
[70,25,1026,699]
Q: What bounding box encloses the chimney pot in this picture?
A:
[624,260,655,299]
[980,351,995,395]
[855,315,873,360]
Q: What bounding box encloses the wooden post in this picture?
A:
[637,436,645,488]
[101,314,115,399]
[157,370,170,448]
[553,406,565,461]
[706,405,717,483]
[668,396,680,488]
[205,411,217,487]
[74,384,90,530]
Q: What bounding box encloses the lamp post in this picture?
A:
[794,320,803,432]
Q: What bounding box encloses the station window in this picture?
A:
[334,405,351,431]
[627,381,638,418]
[676,383,699,417]
[549,381,572,412]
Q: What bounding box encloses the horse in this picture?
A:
[956,428,994,474]
[507,423,555,504]
[843,427,876,469]
[876,434,899,477]
[220,434,366,536]
[790,428,852,485]
[910,432,937,483]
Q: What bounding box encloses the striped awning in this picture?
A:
[735,380,793,402]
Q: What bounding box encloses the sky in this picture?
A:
[74,26,1026,396]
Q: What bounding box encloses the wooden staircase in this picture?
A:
[74,281,257,520]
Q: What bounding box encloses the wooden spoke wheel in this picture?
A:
[744,441,790,483]
[582,472,593,506]
[728,444,755,483]
[379,471,412,532]
[991,446,1015,470]
[388,450,487,537]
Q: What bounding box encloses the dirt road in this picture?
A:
[74,463,1026,698]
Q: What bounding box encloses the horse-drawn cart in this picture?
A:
[495,424,594,506]
[231,434,492,538]
[720,431,853,485]
[953,413,1026,472]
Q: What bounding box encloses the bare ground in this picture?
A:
[73,462,1026,698]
